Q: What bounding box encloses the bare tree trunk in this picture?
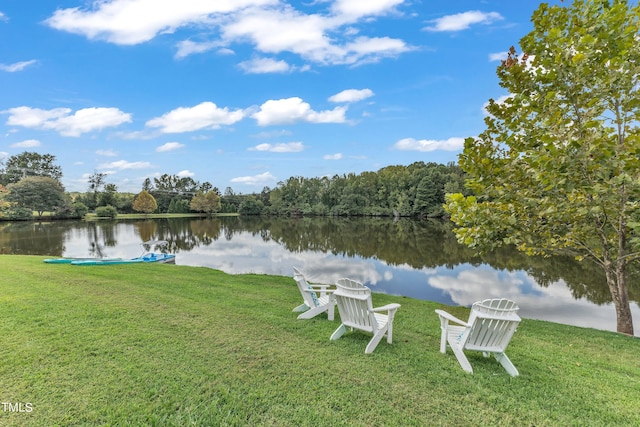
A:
[598,214,634,335]
[611,202,634,336]
[604,261,634,335]
[614,264,634,336]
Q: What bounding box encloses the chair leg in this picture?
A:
[365,330,386,354]
[494,352,519,377]
[327,303,335,321]
[297,305,327,320]
[448,341,474,374]
[330,324,347,341]
[439,326,448,354]
[293,303,308,313]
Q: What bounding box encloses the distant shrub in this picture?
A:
[53,201,89,220]
[72,202,89,218]
[95,205,118,218]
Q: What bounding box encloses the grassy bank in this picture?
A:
[0,256,638,426]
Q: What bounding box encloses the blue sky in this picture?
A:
[0,0,560,193]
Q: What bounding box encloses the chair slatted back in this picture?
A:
[334,278,376,333]
[293,267,320,308]
[463,299,520,352]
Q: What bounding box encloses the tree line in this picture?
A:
[0,151,465,220]
[262,162,468,217]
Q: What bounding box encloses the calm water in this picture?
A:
[2,216,639,335]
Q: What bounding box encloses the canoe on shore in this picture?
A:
[44,257,123,264]
[44,240,176,266]
[70,253,176,266]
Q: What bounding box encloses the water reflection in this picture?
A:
[1,216,638,335]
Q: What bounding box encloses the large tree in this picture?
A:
[99,183,119,207]
[132,190,158,215]
[6,176,66,218]
[445,0,640,335]
[87,171,107,209]
[1,152,63,185]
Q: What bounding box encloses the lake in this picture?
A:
[1,216,639,335]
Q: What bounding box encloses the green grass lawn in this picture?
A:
[0,256,638,426]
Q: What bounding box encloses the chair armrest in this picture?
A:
[302,288,334,294]
[435,309,468,327]
[372,303,401,313]
[308,284,334,290]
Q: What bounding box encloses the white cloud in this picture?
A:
[329,88,374,103]
[156,142,185,152]
[0,60,38,72]
[175,41,235,59]
[98,160,153,170]
[175,40,224,59]
[45,0,276,45]
[4,106,132,136]
[331,0,404,19]
[226,0,413,64]
[324,153,343,160]
[393,137,464,152]
[10,139,40,148]
[230,171,276,185]
[249,142,304,152]
[5,106,70,127]
[342,36,409,65]
[252,129,292,138]
[45,0,412,67]
[214,3,410,65]
[146,102,245,133]
[96,149,118,156]
[177,169,194,177]
[51,108,132,137]
[222,7,333,60]
[0,12,7,22]
[222,7,413,65]
[238,57,292,74]
[252,97,347,126]
[117,130,155,140]
[424,11,503,32]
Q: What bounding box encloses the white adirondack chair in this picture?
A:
[435,298,521,376]
[330,278,401,354]
[292,267,335,320]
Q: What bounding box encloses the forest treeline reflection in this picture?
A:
[1,216,638,308]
